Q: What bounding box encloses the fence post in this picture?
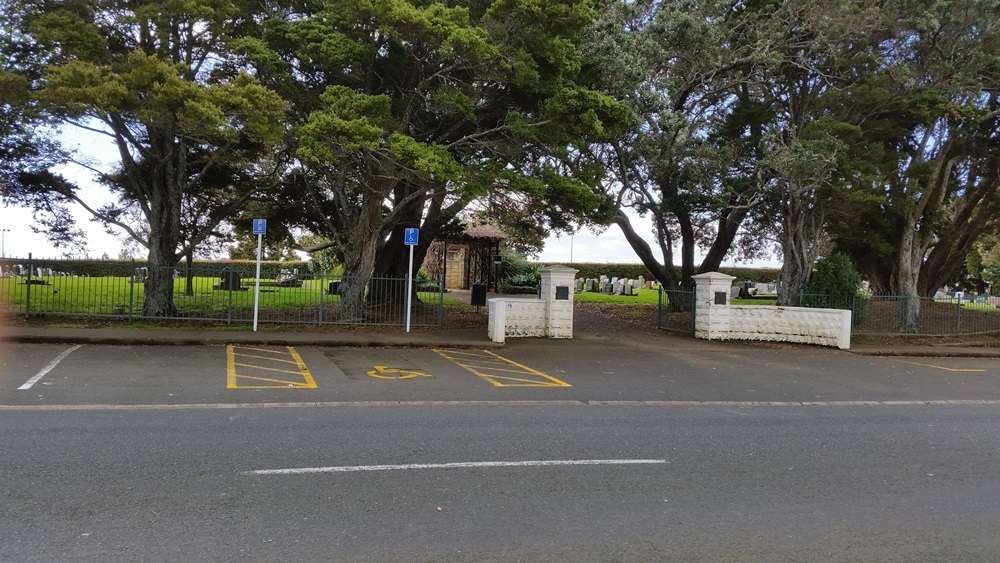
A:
[24,253,32,319]
[438,275,445,328]
[955,293,962,335]
[689,284,696,334]
[226,267,234,325]
[657,286,663,329]
[128,259,135,320]
[318,272,325,325]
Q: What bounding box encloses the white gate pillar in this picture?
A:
[691,271,736,340]
[540,265,577,338]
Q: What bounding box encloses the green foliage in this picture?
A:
[801,253,867,319]
[544,263,781,284]
[0,258,311,278]
[500,249,539,287]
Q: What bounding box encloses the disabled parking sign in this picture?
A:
[404,228,419,246]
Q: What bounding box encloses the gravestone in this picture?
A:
[623,281,633,296]
[216,268,242,290]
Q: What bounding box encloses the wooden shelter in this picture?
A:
[422,222,508,290]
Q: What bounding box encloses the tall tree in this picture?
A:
[580,0,790,296]
[1,0,284,315]
[828,0,1000,329]
[236,0,625,317]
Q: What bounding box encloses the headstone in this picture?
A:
[576,279,584,292]
[624,281,633,296]
[14,264,23,276]
[732,286,741,298]
[603,281,613,294]
[637,276,645,290]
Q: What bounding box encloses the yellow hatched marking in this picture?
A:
[896,360,987,373]
[233,362,303,376]
[235,353,300,365]
[227,345,317,389]
[238,346,288,355]
[234,374,314,387]
[433,349,570,388]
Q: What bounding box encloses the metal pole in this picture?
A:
[405,243,414,332]
[1,228,9,258]
[253,233,262,331]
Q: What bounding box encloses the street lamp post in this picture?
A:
[1,229,9,258]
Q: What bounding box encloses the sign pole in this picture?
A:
[406,243,414,332]
[251,219,267,332]
[253,232,262,332]
[403,228,419,333]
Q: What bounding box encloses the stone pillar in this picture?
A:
[540,265,577,338]
[691,271,736,340]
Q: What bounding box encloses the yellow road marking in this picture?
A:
[227,345,317,389]
[233,362,304,375]
[367,366,433,380]
[896,360,987,373]
[434,349,570,388]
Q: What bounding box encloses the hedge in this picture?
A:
[0,257,312,278]
[536,262,780,284]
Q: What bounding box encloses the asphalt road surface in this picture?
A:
[2,338,999,561]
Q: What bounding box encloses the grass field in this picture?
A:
[573,289,661,305]
[0,275,454,324]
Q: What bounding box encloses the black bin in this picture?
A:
[328,281,341,295]
[471,283,487,306]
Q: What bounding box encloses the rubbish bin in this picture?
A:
[328,281,340,295]
[471,283,487,306]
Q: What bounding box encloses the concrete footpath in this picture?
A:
[1,322,999,357]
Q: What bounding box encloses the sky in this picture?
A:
[0,126,778,268]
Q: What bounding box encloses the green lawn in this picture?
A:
[0,275,452,318]
[573,289,661,305]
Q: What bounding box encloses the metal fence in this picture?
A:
[657,287,696,335]
[799,292,1000,337]
[0,258,444,327]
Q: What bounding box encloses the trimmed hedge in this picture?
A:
[0,258,312,278]
[537,262,780,284]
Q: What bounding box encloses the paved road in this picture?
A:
[2,338,1000,561]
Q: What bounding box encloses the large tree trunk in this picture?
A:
[143,231,180,317]
[890,215,925,333]
[141,140,183,317]
[339,193,385,321]
[777,182,825,306]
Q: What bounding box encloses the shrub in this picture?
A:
[801,253,867,323]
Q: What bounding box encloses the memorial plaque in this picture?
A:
[555,286,570,300]
[714,291,727,305]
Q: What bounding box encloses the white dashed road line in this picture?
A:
[17,345,83,390]
[246,459,668,476]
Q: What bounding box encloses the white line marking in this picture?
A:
[246,459,668,476]
[18,345,83,390]
[2,399,998,411]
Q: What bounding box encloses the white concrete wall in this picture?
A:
[487,265,577,343]
[692,271,851,349]
[488,299,547,344]
[728,306,851,349]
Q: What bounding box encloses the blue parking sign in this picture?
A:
[404,228,419,246]
[252,219,267,235]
